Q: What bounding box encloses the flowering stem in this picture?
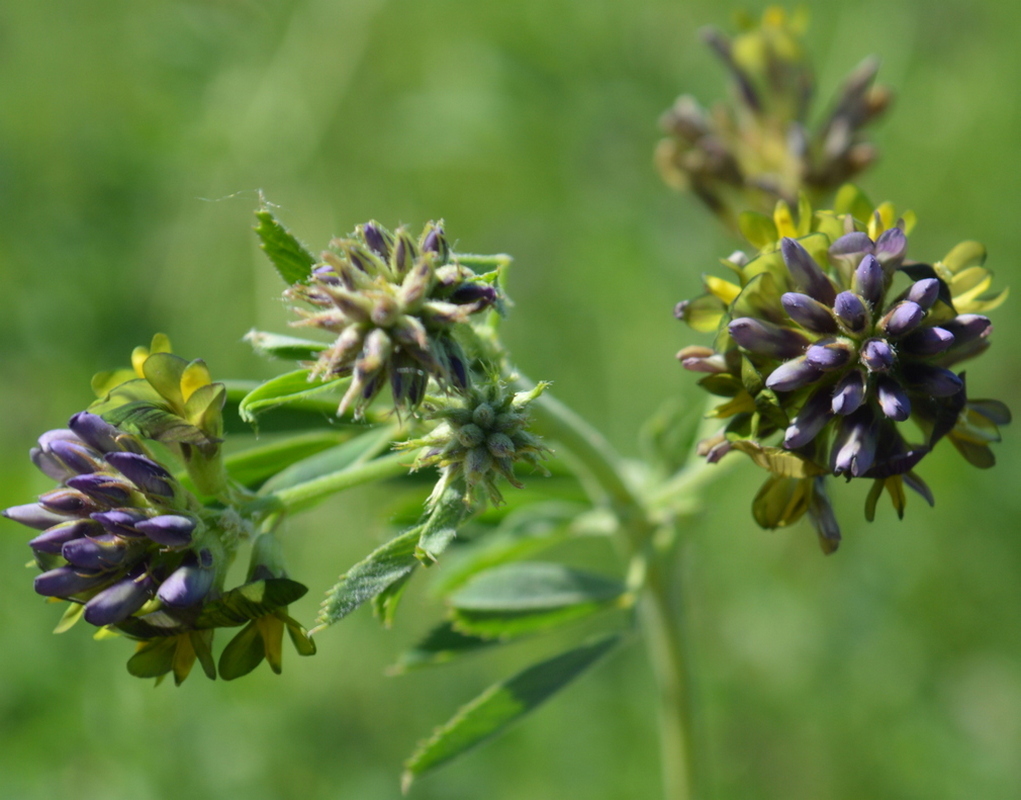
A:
[520,374,701,800]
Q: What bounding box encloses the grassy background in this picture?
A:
[1,1,1020,798]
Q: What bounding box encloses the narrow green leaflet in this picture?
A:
[258,425,397,495]
[389,622,498,674]
[222,380,348,434]
[254,207,317,285]
[402,634,621,789]
[244,330,328,361]
[448,562,627,639]
[222,431,350,489]
[311,528,421,636]
[238,369,345,425]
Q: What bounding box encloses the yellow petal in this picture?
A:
[773,200,798,239]
[180,359,213,403]
[942,240,986,273]
[705,275,742,304]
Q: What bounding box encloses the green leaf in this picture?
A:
[738,210,779,250]
[311,528,421,635]
[448,563,626,639]
[416,480,474,565]
[834,184,874,223]
[258,425,396,495]
[238,369,345,425]
[222,380,350,434]
[390,622,499,674]
[402,634,621,788]
[244,330,329,361]
[255,207,317,285]
[372,570,414,628]
[433,502,588,594]
[196,578,308,629]
[218,622,265,680]
[222,431,352,489]
[53,602,85,634]
[126,637,177,679]
[751,476,812,529]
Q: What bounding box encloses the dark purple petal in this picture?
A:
[900,326,954,356]
[29,519,101,555]
[48,440,104,475]
[882,301,924,338]
[831,370,867,416]
[91,510,150,537]
[35,566,107,597]
[853,254,885,307]
[105,452,174,497]
[902,363,964,397]
[361,222,390,259]
[781,238,836,305]
[38,489,91,514]
[422,227,445,256]
[860,338,895,372]
[765,357,824,392]
[781,292,838,333]
[805,341,853,371]
[62,533,132,571]
[157,553,215,608]
[942,314,992,345]
[83,570,155,626]
[831,410,878,477]
[728,317,810,359]
[66,475,133,506]
[3,502,71,530]
[874,227,907,264]
[877,377,912,421]
[829,232,874,260]
[906,278,940,310]
[449,283,498,306]
[68,412,124,454]
[902,472,935,507]
[30,447,74,482]
[834,291,868,332]
[784,390,834,449]
[136,515,196,548]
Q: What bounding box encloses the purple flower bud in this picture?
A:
[105,453,174,497]
[677,346,727,374]
[30,447,74,483]
[765,357,824,392]
[361,223,390,259]
[784,390,833,449]
[831,411,878,477]
[38,429,82,450]
[83,570,155,626]
[704,439,733,463]
[728,318,810,359]
[942,314,992,345]
[853,254,885,307]
[136,515,197,548]
[900,326,954,356]
[902,363,964,397]
[906,278,940,310]
[66,474,133,506]
[62,533,132,571]
[157,551,215,608]
[781,292,838,333]
[68,412,124,454]
[449,283,498,307]
[874,227,907,265]
[48,439,104,475]
[780,238,836,305]
[834,291,868,332]
[805,341,853,371]
[91,510,150,537]
[34,566,107,598]
[422,227,445,257]
[674,300,689,320]
[877,377,912,421]
[882,301,924,338]
[3,502,71,530]
[828,232,874,281]
[831,370,867,416]
[860,338,895,372]
[29,519,101,554]
[38,488,90,514]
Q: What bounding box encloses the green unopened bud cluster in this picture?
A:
[286,220,501,417]
[401,380,551,506]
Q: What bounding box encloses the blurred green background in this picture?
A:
[2,0,1020,798]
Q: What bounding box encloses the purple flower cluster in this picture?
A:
[4,412,215,627]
